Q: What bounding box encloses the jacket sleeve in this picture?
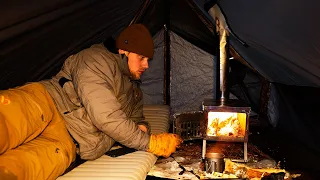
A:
[128,85,151,134]
[71,49,150,151]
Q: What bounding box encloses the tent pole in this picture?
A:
[129,0,151,25]
[163,0,171,106]
[163,25,171,105]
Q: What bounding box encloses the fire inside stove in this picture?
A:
[201,99,251,142]
[201,99,251,161]
[206,112,246,137]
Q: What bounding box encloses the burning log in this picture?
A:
[207,112,244,137]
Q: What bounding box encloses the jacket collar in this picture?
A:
[103,44,141,83]
[118,54,131,77]
[102,43,130,77]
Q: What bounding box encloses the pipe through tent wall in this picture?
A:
[206,1,247,47]
[206,2,230,101]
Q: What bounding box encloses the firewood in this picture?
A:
[224,159,289,179]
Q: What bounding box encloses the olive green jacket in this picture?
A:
[41,44,150,160]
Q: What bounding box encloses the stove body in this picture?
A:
[201,99,251,162]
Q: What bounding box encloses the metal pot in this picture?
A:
[205,152,225,173]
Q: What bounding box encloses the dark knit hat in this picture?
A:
[116,24,154,58]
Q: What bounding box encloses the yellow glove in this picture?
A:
[147,133,183,158]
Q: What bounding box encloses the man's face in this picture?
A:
[127,52,149,80]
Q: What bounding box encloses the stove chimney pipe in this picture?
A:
[219,30,229,102]
[206,2,230,102]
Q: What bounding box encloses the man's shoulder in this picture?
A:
[71,44,123,77]
[79,43,119,64]
[82,43,111,56]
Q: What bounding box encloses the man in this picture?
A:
[0,24,182,180]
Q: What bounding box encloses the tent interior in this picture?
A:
[1,0,319,178]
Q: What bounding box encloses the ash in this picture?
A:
[147,140,281,179]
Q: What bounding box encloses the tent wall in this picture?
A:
[269,83,320,153]
[170,32,214,115]
[141,30,215,116]
[229,59,263,113]
[141,29,165,105]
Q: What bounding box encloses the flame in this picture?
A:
[207,112,245,137]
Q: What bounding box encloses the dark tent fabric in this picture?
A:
[215,1,320,172]
[0,0,144,90]
[218,0,320,87]
[271,83,320,153]
[132,0,218,55]
[1,0,320,176]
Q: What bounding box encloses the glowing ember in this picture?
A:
[207,112,246,137]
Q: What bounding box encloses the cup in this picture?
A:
[205,152,225,173]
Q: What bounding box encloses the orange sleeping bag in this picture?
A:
[0,83,76,180]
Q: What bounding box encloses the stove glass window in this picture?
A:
[207,112,246,137]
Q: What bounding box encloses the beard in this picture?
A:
[130,71,141,80]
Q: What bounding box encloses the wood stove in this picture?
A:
[200,98,251,162]
[198,5,252,163]
[173,1,253,166]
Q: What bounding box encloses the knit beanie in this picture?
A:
[116,24,154,58]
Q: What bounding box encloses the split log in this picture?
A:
[224,159,289,179]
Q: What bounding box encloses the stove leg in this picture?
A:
[244,141,248,162]
[202,139,206,160]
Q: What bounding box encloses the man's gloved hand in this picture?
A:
[147,133,183,158]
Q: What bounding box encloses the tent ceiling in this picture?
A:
[0,0,144,90]
[218,0,320,87]
[133,0,219,55]
[1,0,319,89]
